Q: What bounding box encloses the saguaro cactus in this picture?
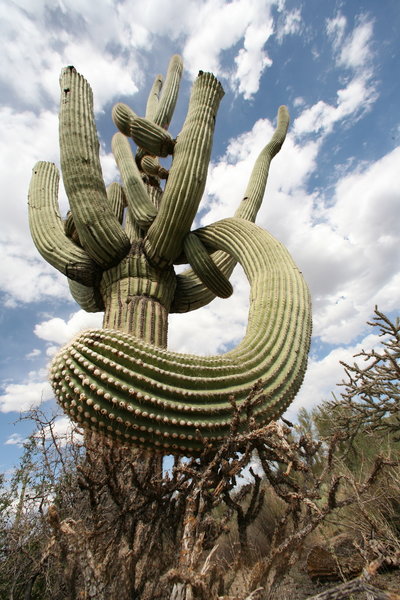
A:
[28,55,311,455]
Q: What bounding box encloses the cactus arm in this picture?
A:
[153,54,183,129]
[145,74,163,121]
[171,251,236,312]
[50,217,311,454]
[112,103,175,157]
[235,105,289,220]
[169,106,290,312]
[172,252,235,313]
[111,133,157,229]
[59,67,130,267]
[141,155,169,180]
[68,278,104,312]
[144,72,225,267]
[183,233,233,299]
[106,183,126,224]
[28,161,99,286]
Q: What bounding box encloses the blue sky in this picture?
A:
[1,0,399,472]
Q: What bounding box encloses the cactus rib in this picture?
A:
[50,218,311,454]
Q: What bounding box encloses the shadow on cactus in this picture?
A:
[28,55,312,455]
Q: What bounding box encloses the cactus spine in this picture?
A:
[28,56,311,455]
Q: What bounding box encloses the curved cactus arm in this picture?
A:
[141,155,169,180]
[112,103,175,157]
[111,133,157,229]
[153,54,183,129]
[59,67,130,268]
[28,161,99,286]
[68,278,104,312]
[144,72,225,267]
[235,105,289,220]
[183,233,233,299]
[171,251,235,312]
[50,217,311,455]
[169,106,290,312]
[145,74,163,121]
[106,182,126,224]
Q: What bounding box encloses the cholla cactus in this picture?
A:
[28,55,311,455]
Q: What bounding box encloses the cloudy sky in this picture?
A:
[1,0,399,471]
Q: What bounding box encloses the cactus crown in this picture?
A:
[28,55,311,455]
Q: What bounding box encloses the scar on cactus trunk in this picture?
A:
[28,55,312,455]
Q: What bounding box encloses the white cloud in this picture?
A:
[34,310,103,346]
[232,21,273,99]
[5,433,26,447]
[338,17,374,70]
[293,76,377,137]
[0,380,53,413]
[294,15,377,139]
[169,267,249,355]
[276,8,302,41]
[285,331,382,420]
[326,13,347,49]
[26,349,41,359]
[1,1,141,112]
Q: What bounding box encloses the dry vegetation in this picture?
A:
[1,308,399,599]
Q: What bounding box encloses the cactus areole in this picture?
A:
[28,56,312,455]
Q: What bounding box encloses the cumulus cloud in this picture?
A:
[286,331,383,420]
[34,310,103,346]
[0,379,53,413]
[1,0,141,112]
[169,267,249,355]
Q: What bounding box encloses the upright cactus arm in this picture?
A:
[144,72,225,267]
[59,67,131,268]
[111,133,157,230]
[145,74,163,121]
[28,161,99,286]
[153,54,183,129]
[169,106,290,312]
[235,105,289,221]
[51,218,311,455]
[106,183,126,225]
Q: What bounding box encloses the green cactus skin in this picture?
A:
[28,55,312,455]
[51,218,311,454]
